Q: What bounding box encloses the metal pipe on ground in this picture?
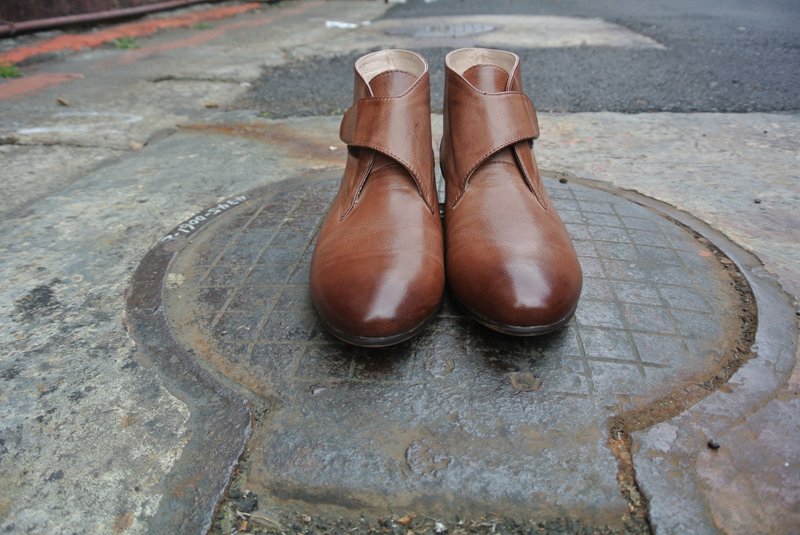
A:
[0,0,227,37]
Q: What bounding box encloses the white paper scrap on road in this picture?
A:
[325,20,359,29]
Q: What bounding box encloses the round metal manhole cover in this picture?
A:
[383,22,496,39]
[155,176,746,526]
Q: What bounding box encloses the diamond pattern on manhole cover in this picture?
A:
[383,22,495,38]
[162,176,741,524]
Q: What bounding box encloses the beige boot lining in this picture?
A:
[355,49,427,83]
[446,48,518,76]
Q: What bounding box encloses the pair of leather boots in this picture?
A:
[310,48,583,347]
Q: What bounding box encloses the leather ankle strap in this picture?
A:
[443,68,539,190]
[339,73,435,211]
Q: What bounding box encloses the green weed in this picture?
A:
[112,37,140,50]
[0,64,22,78]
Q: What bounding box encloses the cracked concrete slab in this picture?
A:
[696,396,800,533]
[1,78,253,150]
[0,128,339,533]
[0,172,194,532]
[0,144,121,215]
[0,1,394,216]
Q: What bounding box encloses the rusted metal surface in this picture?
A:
[0,0,223,35]
[124,196,253,535]
[152,174,752,532]
[599,176,799,535]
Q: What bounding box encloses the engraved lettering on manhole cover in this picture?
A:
[383,22,496,39]
[162,176,743,523]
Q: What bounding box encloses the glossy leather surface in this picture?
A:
[310,50,444,346]
[441,49,582,333]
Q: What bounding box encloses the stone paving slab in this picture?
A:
[0,131,334,534]
[0,0,383,213]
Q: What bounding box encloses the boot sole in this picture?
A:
[454,295,578,337]
[319,305,440,348]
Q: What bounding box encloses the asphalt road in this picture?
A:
[245,0,800,117]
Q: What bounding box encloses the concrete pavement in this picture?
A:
[0,1,797,533]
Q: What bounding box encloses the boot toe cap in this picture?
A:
[451,256,582,334]
[310,260,443,344]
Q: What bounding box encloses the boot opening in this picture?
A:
[446,48,518,78]
[355,49,426,84]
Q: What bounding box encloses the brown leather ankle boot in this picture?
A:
[441,48,582,335]
[310,50,444,347]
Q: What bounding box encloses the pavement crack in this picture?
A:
[1,138,129,151]
[144,127,178,147]
[0,134,21,145]
[608,423,654,533]
[30,142,126,151]
[150,75,245,84]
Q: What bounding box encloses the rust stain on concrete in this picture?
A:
[181,122,342,167]
[121,414,138,428]
[112,511,133,533]
[0,72,83,100]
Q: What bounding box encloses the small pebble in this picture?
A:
[558,178,568,184]
[396,513,416,526]
[248,512,282,530]
[234,490,258,513]
[707,438,721,450]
